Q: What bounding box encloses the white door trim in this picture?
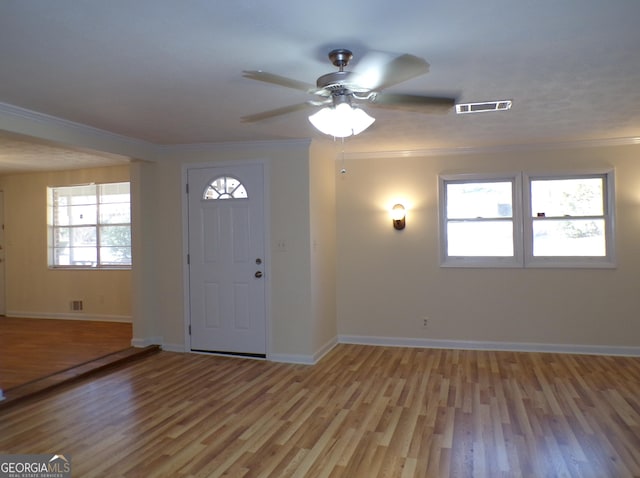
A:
[181,159,271,357]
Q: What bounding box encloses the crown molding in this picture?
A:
[157,138,312,154]
[0,102,313,159]
[0,102,156,159]
[3,101,638,163]
[340,136,640,160]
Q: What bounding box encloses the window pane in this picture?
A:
[71,227,97,246]
[54,227,96,247]
[531,177,603,217]
[67,246,97,266]
[447,221,514,256]
[533,219,606,256]
[230,184,247,199]
[99,203,131,224]
[100,182,130,203]
[204,176,248,200]
[53,227,69,248]
[100,247,132,265]
[100,225,131,247]
[55,204,96,226]
[53,247,71,266]
[447,182,513,219]
[53,185,96,206]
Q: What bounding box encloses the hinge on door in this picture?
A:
[187,253,190,265]
[189,324,191,335]
[186,183,189,194]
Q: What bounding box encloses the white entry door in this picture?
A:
[187,164,266,356]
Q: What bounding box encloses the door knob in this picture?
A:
[255,271,263,278]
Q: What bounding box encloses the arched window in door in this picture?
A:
[203,176,248,200]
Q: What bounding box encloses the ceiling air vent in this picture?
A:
[455,100,512,114]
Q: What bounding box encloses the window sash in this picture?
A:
[48,182,131,269]
[439,173,523,268]
[446,219,515,257]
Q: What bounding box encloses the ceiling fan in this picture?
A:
[241,48,457,137]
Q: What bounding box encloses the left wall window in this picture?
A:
[47,182,131,269]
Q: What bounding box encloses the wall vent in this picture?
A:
[455,100,512,114]
[70,300,83,312]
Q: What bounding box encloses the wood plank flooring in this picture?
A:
[1,345,639,477]
[0,317,132,390]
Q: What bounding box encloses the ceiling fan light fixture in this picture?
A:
[308,103,375,138]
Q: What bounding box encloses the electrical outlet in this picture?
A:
[422,317,429,328]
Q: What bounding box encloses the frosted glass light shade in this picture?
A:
[308,103,375,138]
[391,204,406,220]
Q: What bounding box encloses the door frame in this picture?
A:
[181,160,271,358]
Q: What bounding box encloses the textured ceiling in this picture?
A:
[0,131,130,173]
[1,0,640,173]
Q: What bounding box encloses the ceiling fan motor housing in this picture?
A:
[316,71,354,90]
[328,49,353,69]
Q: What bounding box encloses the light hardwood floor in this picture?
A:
[0,317,132,390]
[1,345,639,477]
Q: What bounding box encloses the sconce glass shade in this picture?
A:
[392,204,406,230]
[308,103,375,138]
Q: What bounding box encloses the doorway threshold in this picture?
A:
[191,349,266,360]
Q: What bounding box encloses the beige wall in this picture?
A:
[309,141,338,358]
[336,144,640,349]
[0,165,132,321]
[132,141,326,360]
[2,107,638,358]
[130,160,160,342]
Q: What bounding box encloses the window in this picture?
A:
[47,182,131,268]
[440,171,615,268]
[524,173,614,267]
[204,176,247,200]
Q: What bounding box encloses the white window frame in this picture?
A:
[522,170,616,268]
[47,182,132,270]
[439,172,523,268]
[439,170,615,269]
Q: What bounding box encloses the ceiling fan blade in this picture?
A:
[242,70,315,93]
[352,52,430,91]
[241,102,313,123]
[368,93,456,113]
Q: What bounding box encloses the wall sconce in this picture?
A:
[391,204,406,230]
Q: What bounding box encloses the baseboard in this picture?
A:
[6,311,132,323]
[162,343,186,353]
[268,353,316,365]
[131,336,163,348]
[268,337,338,365]
[338,335,640,357]
[313,336,338,363]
